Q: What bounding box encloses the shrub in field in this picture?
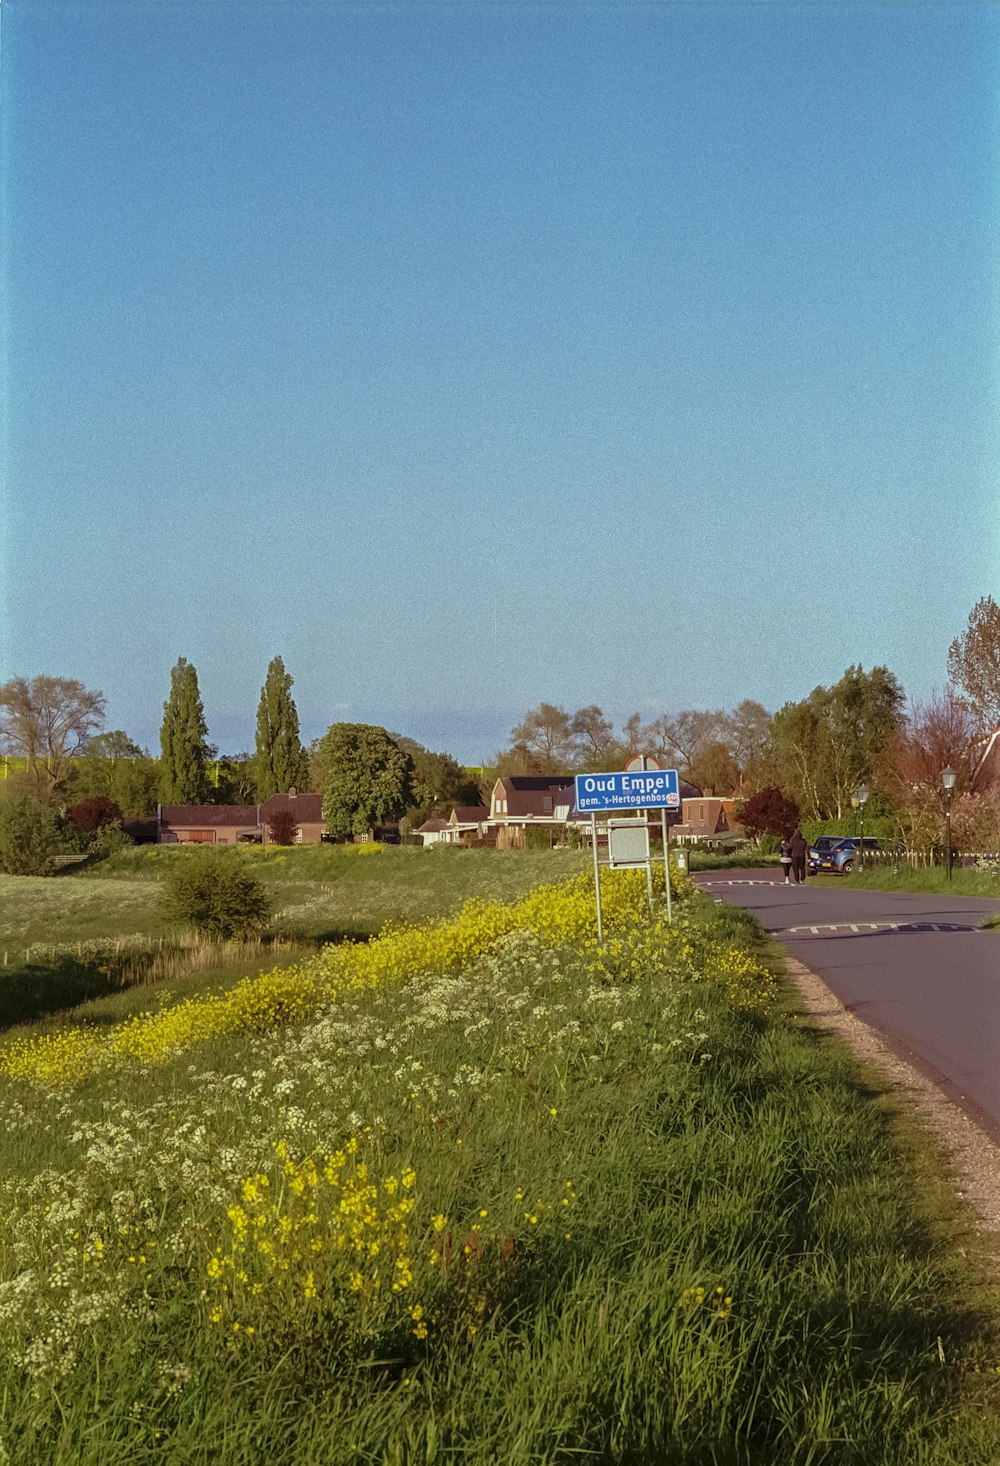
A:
[162,853,271,941]
[86,822,133,858]
[0,795,65,876]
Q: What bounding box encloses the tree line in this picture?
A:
[0,656,311,817]
[494,597,1000,847]
[0,655,481,856]
[3,595,1000,860]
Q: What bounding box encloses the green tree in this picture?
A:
[948,596,1000,729]
[320,724,414,839]
[70,731,159,818]
[159,658,211,804]
[723,700,772,786]
[393,736,482,827]
[0,794,66,875]
[0,675,106,800]
[686,739,741,796]
[767,665,904,819]
[253,656,309,801]
[208,753,257,806]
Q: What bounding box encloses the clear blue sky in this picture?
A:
[2,1,998,762]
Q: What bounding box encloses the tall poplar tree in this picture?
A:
[253,656,309,800]
[159,657,210,803]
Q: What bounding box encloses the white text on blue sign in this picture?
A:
[574,771,680,812]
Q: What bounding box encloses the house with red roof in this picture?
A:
[158,789,325,844]
[489,776,576,826]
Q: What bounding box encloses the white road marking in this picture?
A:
[696,879,784,886]
[782,921,974,935]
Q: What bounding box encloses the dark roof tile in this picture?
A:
[160,805,258,827]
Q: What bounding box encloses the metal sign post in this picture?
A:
[661,807,672,925]
[590,813,603,944]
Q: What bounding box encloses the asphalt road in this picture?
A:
[695,870,1000,1136]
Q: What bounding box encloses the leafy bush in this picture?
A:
[0,796,66,876]
[87,823,134,858]
[161,853,271,941]
[524,825,555,850]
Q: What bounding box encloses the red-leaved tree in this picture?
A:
[267,809,299,846]
[882,690,981,848]
[734,786,800,839]
[66,796,124,834]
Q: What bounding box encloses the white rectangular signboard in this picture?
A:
[574,770,680,812]
[607,819,651,868]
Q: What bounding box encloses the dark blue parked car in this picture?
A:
[808,836,880,874]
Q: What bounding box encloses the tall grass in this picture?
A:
[0,935,319,1031]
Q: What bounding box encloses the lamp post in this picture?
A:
[854,784,869,871]
[941,767,957,880]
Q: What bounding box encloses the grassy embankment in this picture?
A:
[0,863,998,1462]
[0,845,583,1029]
[837,864,1000,898]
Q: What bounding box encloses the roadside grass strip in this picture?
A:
[0,875,998,1463]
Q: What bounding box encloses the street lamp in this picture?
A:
[941,767,957,880]
[854,784,869,871]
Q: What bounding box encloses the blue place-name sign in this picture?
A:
[574,769,680,812]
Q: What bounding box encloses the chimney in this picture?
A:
[288,788,297,799]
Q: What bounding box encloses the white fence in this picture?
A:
[862,849,1000,871]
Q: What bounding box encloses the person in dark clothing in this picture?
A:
[789,829,808,884]
[779,836,794,883]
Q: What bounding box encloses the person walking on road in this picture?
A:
[779,836,794,883]
[789,829,808,884]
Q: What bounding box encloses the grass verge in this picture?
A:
[837,865,1000,898]
[0,876,997,1462]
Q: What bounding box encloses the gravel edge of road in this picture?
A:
[781,951,1000,1237]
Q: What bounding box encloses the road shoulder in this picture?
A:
[780,950,1000,1239]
